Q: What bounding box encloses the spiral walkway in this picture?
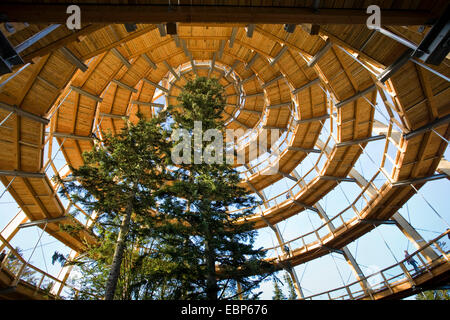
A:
[0,1,449,300]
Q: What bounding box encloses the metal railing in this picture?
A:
[300,231,450,300]
[0,234,99,299]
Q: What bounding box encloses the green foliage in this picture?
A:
[416,290,450,300]
[58,113,172,226]
[271,272,297,300]
[170,76,226,132]
[284,273,298,300]
[58,113,172,299]
[67,234,183,300]
[151,77,274,300]
[272,278,286,300]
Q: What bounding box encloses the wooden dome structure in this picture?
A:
[0,1,449,300]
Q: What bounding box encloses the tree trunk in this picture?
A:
[205,235,218,300]
[104,195,134,300]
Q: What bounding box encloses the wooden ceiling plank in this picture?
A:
[21,24,105,63]
[415,64,439,120]
[81,25,157,61]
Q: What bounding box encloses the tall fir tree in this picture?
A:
[153,77,275,300]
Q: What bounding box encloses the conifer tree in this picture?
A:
[153,77,274,300]
[284,272,298,300]
[58,114,172,300]
[272,278,286,300]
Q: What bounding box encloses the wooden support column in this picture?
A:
[393,212,440,262]
[341,247,370,293]
[236,282,243,300]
